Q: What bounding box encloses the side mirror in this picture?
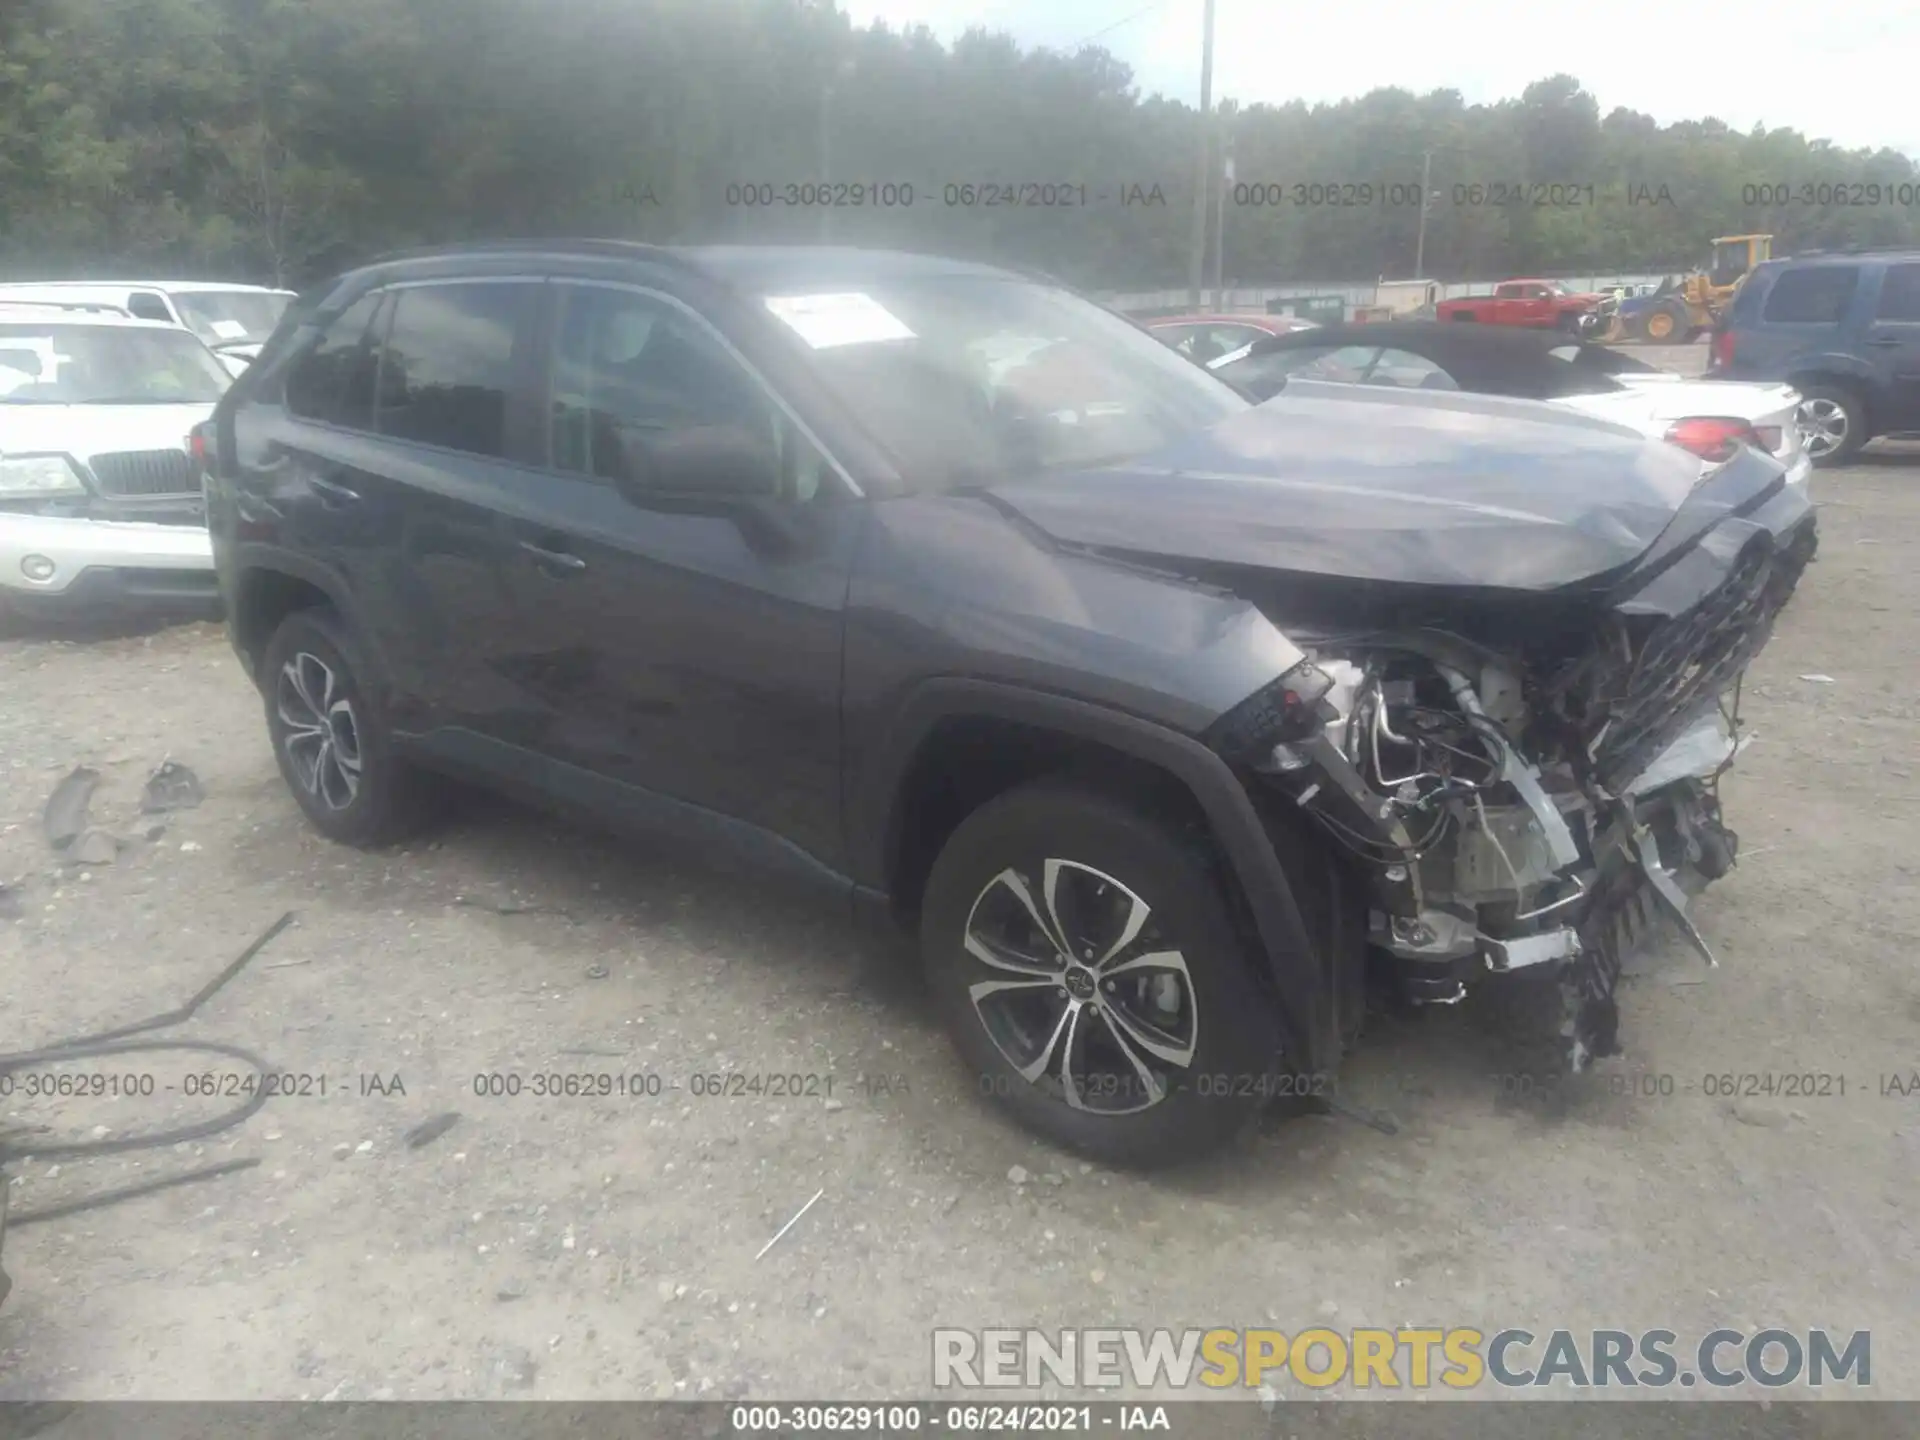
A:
[219,353,251,379]
[612,422,782,510]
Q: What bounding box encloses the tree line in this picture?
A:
[3,0,1917,294]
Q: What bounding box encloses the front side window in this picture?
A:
[376,282,538,459]
[1762,267,1860,324]
[548,285,827,501]
[768,277,1246,489]
[0,322,230,404]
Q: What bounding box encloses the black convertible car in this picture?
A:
[1204,320,1812,481]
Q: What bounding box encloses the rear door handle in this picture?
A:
[1866,336,1902,347]
[519,539,588,574]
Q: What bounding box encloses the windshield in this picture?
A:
[766,278,1247,488]
[0,322,231,403]
[173,290,293,344]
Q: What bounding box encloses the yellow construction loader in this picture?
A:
[1607,235,1772,343]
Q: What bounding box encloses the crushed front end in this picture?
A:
[1210,468,1817,1071]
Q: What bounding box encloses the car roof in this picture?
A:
[0,280,294,294]
[1244,319,1590,354]
[0,306,194,331]
[348,239,1032,292]
[1150,314,1283,325]
[1767,249,1920,268]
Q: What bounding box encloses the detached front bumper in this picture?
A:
[0,513,218,615]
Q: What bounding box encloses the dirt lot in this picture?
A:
[2,352,1917,1404]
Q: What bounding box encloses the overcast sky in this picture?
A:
[838,0,1920,160]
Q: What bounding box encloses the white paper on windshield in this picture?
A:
[765,293,915,350]
[209,319,249,339]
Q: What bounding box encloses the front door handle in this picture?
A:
[1866,336,1902,347]
[519,539,588,574]
[309,474,361,505]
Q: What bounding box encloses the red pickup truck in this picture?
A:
[1434,279,1616,336]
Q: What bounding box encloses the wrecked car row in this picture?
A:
[185,242,1818,1165]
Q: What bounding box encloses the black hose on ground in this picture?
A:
[0,912,293,1231]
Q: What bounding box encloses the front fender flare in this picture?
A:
[852,677,1330,1074]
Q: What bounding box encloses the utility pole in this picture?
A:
[1186,0,1216,308]
[819,59,856,243]
[1413,148,1434,279]
[1211,139,1231,308]
[818,83,836,243]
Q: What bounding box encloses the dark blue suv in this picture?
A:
[1710,250,1920,465]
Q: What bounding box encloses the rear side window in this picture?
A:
[127,291,172,322]
[1873,263,1920,322]
[285,291,385,428]
[1363,348,1458,390]
[375,282,538,458]
[1761,266,1860,324]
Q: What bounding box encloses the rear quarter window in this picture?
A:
[1760,266,1860,324]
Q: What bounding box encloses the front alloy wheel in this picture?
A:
[962,860,1196,1115]
[921,781,1287,1166]
[276,651,362,811]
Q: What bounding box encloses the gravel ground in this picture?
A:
[1,351,1916,1403]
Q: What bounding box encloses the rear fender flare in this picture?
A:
[230,545,393,693]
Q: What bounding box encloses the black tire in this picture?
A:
[1797,382,1868,466]
[920,780,1287,1167]
[1641,301,1686,343]
[260,607,437,847]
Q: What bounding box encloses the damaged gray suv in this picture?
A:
[203,243,1816,1166]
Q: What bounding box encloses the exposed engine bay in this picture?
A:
[1209,509,1818,1072]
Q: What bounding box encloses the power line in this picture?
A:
[1075,0,1175,48]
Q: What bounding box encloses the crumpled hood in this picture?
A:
[986,381,1748,592]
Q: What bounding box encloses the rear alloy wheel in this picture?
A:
[922,781,1286,1167]
[277,650,363,811]
[261,608,437,846]
[1797,385,1866,466]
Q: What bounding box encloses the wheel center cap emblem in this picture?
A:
[1063,966,1096,1001]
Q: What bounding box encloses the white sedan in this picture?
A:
[1208,323,1810,488]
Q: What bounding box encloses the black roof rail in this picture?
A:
[358,237,691,269]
